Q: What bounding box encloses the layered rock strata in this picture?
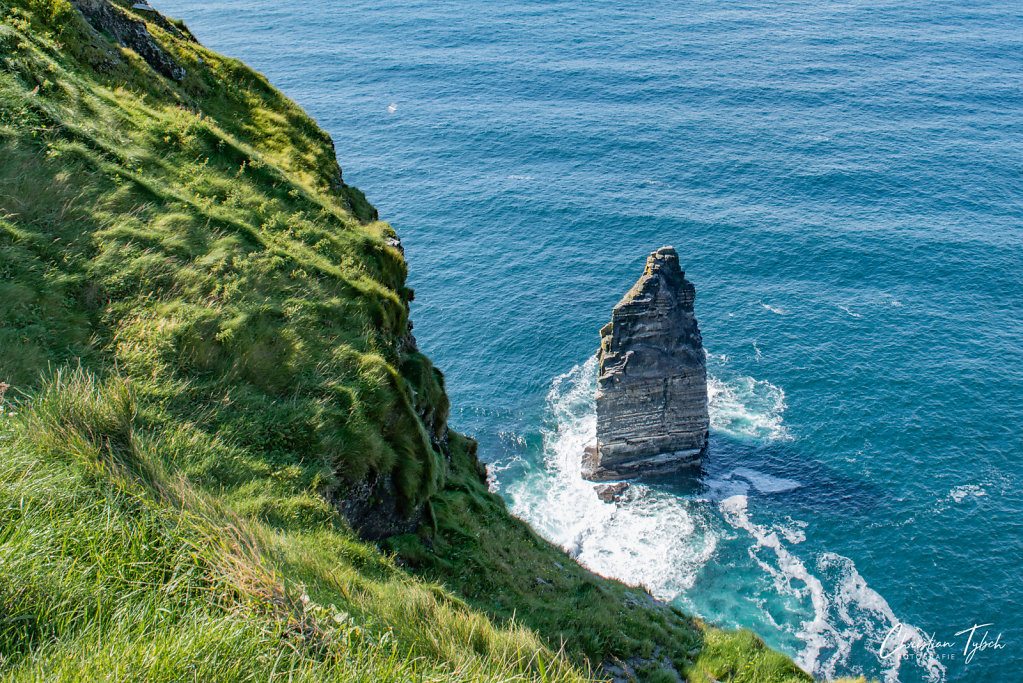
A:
[583,246,708,481]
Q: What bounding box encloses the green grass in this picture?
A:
[0,369,588,682]
[0,1,819,680]
[1,0,446,514]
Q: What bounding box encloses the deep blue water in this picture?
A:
[154,1,1023,680]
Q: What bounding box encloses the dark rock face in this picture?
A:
[333,471,422,541]
[583,246,708,480]
[72,0,186,81]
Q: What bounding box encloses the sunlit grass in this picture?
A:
[0,369,588,682]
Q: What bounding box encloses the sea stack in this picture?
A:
[583,246,709,481]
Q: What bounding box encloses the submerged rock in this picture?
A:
[583,246,708,481]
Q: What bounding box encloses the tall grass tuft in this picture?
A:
[0,369,591,682]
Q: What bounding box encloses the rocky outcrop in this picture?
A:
[333,471,423,541]
[594,481,630,503]
[71,0,186,81]
[583,246,708,481]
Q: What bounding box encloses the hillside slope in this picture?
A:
[0,1,819,681]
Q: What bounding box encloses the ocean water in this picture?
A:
[154,1,1023,680]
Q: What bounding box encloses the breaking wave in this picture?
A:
[507,356,718,598]
[720,494,946,682]
[503,354,943,682]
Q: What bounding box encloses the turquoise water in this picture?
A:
[155,1,1023,680]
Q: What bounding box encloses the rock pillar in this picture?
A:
[583,246,708,480]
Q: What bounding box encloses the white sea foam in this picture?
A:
[760,301,788,315]
[837,304,863,318]
[483,455,519,493]
[707,374,790,441]
[949,484,986,503]
[507,357,717,599]
[821,554,946,683]
[777,518,808,545]
[703,474,751,502]
[720,495,946,682]
[702,467,800,503]
[732,467,801,493]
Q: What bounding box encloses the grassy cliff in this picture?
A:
[0,1,820,680]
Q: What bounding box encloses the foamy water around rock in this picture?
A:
[507,354,945,682]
